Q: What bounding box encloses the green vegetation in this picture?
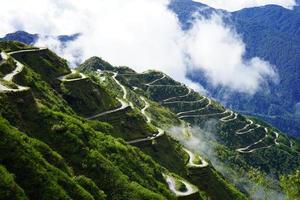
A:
[0,41,178,200]
[188,166,247,200]
[0,117,97,200]
[11,63,73,114]
[81,56,300,199]
[65,71,82,80]
[74,176,106,200]
[193,155,204,165]
[0,41,35,52]
[0,57,16,78]
[0,164,28,200]
[78,56,115,73]
[0,80,18,89]
[3,41,299,199]
[128,69,300,176]
[11,48,70,85]
[280,170,300,200]
[59,78,119,117]
[79,57,249,200]
[174,179,188,192]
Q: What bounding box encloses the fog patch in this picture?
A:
[168,120,285,199]
[185,14,278,94]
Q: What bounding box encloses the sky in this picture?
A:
[193,0,297,11]
[0,0,281,94]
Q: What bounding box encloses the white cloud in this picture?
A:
[185,14,277,94]
[193,0,297,11]
[0,0,278,94]
[1,0,188,84]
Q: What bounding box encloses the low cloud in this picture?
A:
[185,14,278,94]
[193,0,297,11]
[0,0,278,94]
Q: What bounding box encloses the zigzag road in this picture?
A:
[163,173,198,197]
[163,87,192,102]
[220,111,238,122]
[183,148,208,168]
[236,128,272,153]
[109,70,284,153]
[0,48,47,92]
[176,98,211,117]
[86,98,128,120]
[178,109,228,119]
[127,96,164,144]
[87,72,131,119]
[145,74,166,86]
[162,97,206,105]
[58,69,87,82]
[235,120,255,135]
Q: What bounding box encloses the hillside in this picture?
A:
[81,60,300,176]
[1,40,300,199]
[79,56,300,198]
[0,41,256,200]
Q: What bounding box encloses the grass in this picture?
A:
[0,164,28,200]
[65,72,82,80]
[59,78,119,117]
[0,80,18,89]
[0,58,16,78]
[193,155,204,165]
[174,178,188,192]
[78,56,115,72]
[0,41,36,52]
[11,47,70,86]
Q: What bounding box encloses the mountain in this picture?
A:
[169,0,300,137]
[0,31,80,45]
[0,38,299,199]
[3,1,300,139]
[0,41,252,200]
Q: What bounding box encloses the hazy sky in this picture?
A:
[0,0,279,94]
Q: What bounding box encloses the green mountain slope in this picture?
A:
[79,55,300,198]
[107,67,300,176]
[78,57,247,199]
[1,42,182,200]
[0,42,248,200]
[3,41,299,199]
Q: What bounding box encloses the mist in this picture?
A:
[185,14,278,94]
[0,0,277,94]
[169,120,285,200]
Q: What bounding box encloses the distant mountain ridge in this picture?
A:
[0,30,80,45]
[169,0,300,137]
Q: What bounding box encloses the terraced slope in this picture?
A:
[78,56,300,198]
[0,42,250,200]
[79,59,247,200]
[112,69,300,175]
